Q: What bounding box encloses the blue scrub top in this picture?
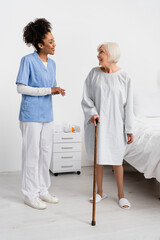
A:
[16,51,57,122]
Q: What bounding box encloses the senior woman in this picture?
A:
[16,18,65,210]
[81,42,134,209]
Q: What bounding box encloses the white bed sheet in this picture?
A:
[124,117,160,183]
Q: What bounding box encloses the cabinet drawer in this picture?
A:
[53,143,81,152]
[53,133,81,143]
[52,152,81,162]
[53,160,81,172]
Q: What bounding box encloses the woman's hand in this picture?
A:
[90,114,100,126]
[127,133,134,144]
[51,87,65,96]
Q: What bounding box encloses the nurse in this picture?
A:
[81,42,134,209]
[16,18,65,210]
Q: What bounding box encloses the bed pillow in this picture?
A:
[133,91,160,117]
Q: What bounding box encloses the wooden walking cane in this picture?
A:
[91,117,99,226]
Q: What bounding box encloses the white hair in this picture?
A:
[97,42,121,63]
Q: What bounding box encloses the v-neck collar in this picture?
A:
[33,51,49,72]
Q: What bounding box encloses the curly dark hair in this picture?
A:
[23,18,52,52]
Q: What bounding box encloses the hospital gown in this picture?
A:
[81,67,133,165]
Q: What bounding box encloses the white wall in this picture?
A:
[0,0,160,172]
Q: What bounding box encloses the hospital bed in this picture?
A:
[124,91,160,197]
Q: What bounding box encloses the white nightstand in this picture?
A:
[50,132,81,176]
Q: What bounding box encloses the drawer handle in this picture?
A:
[61,137,73,139]
[61,165,73,168]
[61,147,73,149]
[61,156,73,159]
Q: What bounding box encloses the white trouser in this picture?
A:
[20,121,53,200]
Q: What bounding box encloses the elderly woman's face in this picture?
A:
[97,46,109,66]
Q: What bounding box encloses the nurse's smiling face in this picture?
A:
[38,32,56,55]
[97,46,109,67]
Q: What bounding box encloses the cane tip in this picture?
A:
[91,220,96,226]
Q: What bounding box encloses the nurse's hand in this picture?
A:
[90,115,100,126]
[60,88,65,96]
[127,133,134,144]
[51,87,65,96]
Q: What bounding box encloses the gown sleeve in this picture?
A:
[81,69,98,126]
[124,78,134,134]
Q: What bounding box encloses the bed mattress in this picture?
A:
[124,117,160,182]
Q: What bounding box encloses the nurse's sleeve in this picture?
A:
[16,56,30,85]
[81,70,98,125]
[17,84,51,96]
[124,78,134,134]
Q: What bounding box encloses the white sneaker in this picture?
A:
[40,193,59,204]
[24,197,47,210]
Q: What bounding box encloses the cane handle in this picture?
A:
[95,118,99,125]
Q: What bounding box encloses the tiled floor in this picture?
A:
[0,165,160,240]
